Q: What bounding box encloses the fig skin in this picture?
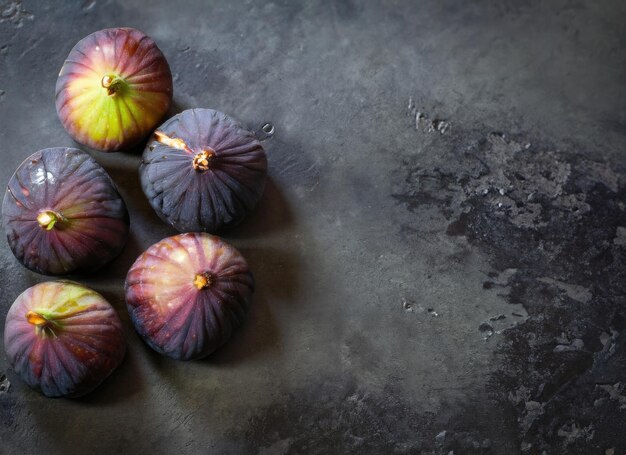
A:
[140,108,267,233]
[3,281,126,398]
[56,27,173,152]
[2,147,129,275]
[125,233,254,360]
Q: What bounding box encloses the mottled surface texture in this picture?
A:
[0,0,625,454]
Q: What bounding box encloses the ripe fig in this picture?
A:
[125,233,254,360]
[139,108,267,233]
[2,147,129,275]
[3,281,126,398]
[56,28,173,152]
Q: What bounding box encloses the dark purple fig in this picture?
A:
[3,281,125,397]
[125,232,254,360]
[55,27,173,152]
[2,147,129,275]
[139,108,267,233]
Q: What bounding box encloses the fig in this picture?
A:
[125,232,254,360]
[56,27,173,152]
[139,108,267,233]
[2,147,129,275]
[3,281,126,397]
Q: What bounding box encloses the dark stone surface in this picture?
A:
[0,0,625,453]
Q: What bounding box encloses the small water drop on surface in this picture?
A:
[435,119,449,134]
[82,0,96,12]
[479,322,494,340]
[255,122,275,141]
[0,373,10,394]
[262,123,274,135]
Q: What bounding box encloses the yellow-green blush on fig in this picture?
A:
[55,27,173,152]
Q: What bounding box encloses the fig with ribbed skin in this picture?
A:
[2,147,129,275]
[56,27,173,152]
[3,281,126,398]
[140,108,267,233]
[125,233,254,360]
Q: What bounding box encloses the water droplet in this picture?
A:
[0,373,10,394]
[479,322,494,340]
[262,123,274,135]
[82,0,96,12]
[415,111,425,130]
[433,119,449,134]
[255,122,275,141]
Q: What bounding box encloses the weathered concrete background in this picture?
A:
[0,1,625,453]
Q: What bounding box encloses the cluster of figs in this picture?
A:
[2,28,269,397]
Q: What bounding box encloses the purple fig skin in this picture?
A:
[125,233,254,360]
[139,109,267,233]
[3,281,126,398]
[2,147,129,275]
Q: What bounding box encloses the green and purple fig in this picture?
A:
[4,281,126,397]
[56,27,173,152]
[140,108,267,232]
[2,147,129,275]
[125,233,254,360]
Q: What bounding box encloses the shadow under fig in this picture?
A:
[72,341,145,406]
[207,245,300,366]
[226,177,294,239]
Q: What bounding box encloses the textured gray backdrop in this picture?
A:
[0,1,625,454]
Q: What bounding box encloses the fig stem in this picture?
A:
[101,74,124,96]
[192,150,216,172]
[193,272,214,290]
[26,310,59,337]
[37,210,66,230]
[26,310,47,327]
